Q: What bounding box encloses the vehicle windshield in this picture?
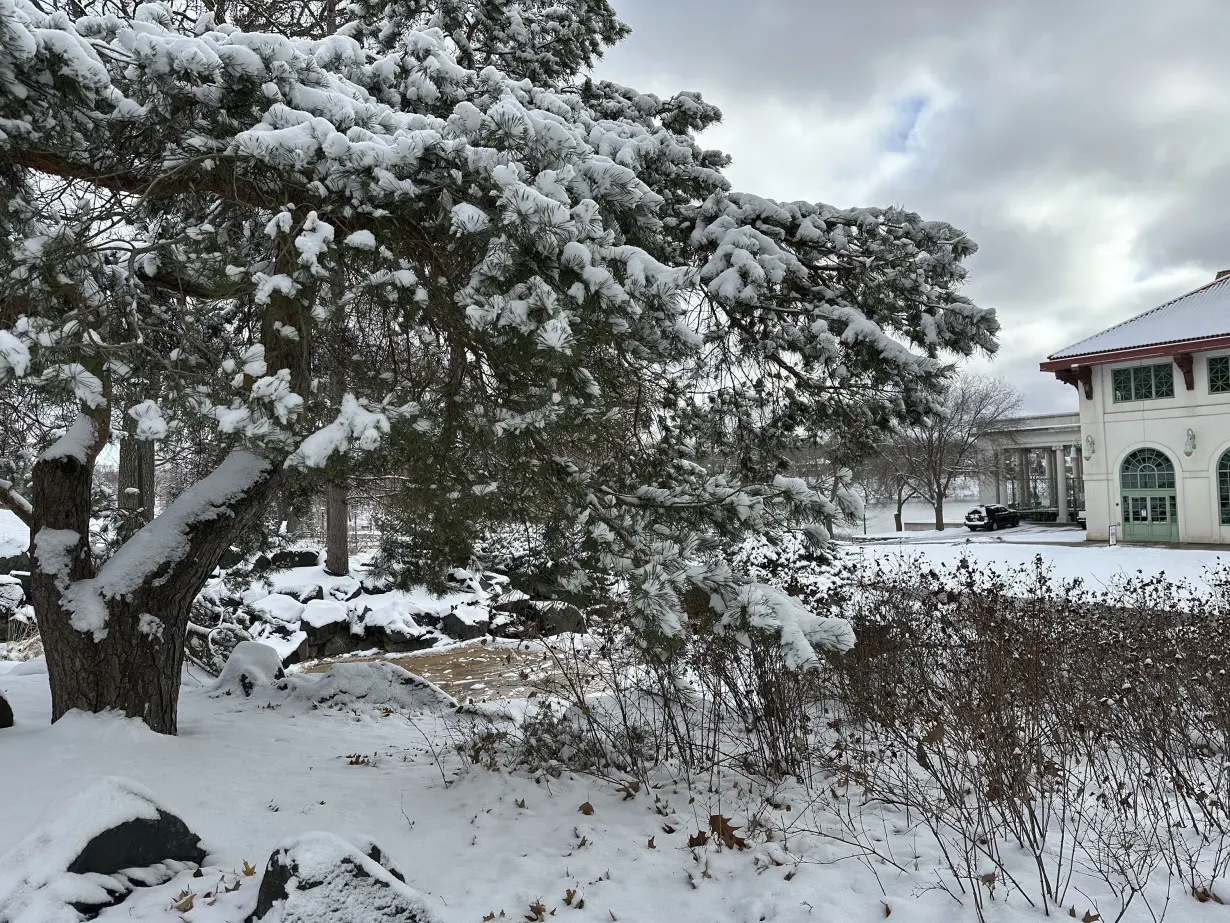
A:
[967,508,984,516]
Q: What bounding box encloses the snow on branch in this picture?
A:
[0,478,33,527]
[39,415,98,465]
[286,395,401,468]
[61,450,273,640]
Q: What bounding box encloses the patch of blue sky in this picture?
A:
[884,94,929,153]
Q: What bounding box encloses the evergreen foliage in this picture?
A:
[0,0,999,728]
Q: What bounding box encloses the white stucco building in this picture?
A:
[1035,271,1230,543]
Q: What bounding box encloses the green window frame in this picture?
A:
[1121,447,1176,490]
[1112,363,1175,402]
[1220,452,1230,525]
[1210,356,1230,395]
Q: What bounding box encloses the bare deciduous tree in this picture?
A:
[879,375,1022,531]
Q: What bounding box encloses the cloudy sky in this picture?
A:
[593,0,1230,412]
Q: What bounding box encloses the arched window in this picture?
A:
[1121,448,1176,490]
[1219,452,1230,525]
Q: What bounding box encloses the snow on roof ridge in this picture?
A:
[1049,273,1230,360]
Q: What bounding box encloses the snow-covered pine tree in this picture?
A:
[0,0,998,733]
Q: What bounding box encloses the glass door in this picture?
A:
[1121,491,1179,542]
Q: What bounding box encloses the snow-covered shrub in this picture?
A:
[825,553,1230,916]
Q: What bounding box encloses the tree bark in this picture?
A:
[33,449,281,735]
[934,497,946,531]
[277,496,303,536]
[118,436,156,523]
[324,484,349,576]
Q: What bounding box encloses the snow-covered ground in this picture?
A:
[0,509,27,559]
[851,529,1228,589]
[0,659,1011,923]
[860,522,1088,544]
[5,539,1230,921]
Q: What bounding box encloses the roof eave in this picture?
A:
[1040,333,1230,371]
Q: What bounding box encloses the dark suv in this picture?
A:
[964,504,1021,531]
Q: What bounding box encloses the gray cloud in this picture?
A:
[594,0,1230,412]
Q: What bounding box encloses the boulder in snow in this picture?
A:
[0,575,25,613]
[0,777,206,922]
[8,570,31,600]
[0,692,11,729]
[359,573,392,596]
[271,548,321,570]
[298,662,456,713]
[327,581,362,602]
[493,598,586,637]
[440,604,489,641]
[290,584,325,603]
[211,641,286,698]
[247,832,439,923]
[370,625,436,654]
[0,551,28,576]
[346,835,406,883]
[253,593,306,627]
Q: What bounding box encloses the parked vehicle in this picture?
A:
[964,504,1021,531]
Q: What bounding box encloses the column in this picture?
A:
[1055,446,1069,523]
[1043,449,1055,507]
[1018,448,1030,509]
[994,451,1004,504]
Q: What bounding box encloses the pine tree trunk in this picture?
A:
[118,437,156,523]
[119,435,140,512]
[324,484,349,576]
[32,449,280,735]
[277,497,303,536]
[139,439,155,518]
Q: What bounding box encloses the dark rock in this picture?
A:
[328,583,362,602]
[211,642,286,698]
[293,584,325,603]
[375,627,436,654]
[355,838,406,882]
[440,611,489,641]
[0,778,206,921]
[360,574,393,595]
[272,548,321,570]
[248,832,439,923]
[539,601,586,635]
[0,692,12,728]
[218,546,245,569]
[68,811,205,877]
[0,550,29,575]
[9,570,31,600]
[412,611,441,629]
[493,598,585,636]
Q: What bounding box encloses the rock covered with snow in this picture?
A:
[210,641,286,698]
[0,691,11,729]
[271,549,321,570]
[247,832,440,922]
[296,662,457,714]
[0,777,206,922]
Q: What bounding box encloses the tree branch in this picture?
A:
[0,478,33,528]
